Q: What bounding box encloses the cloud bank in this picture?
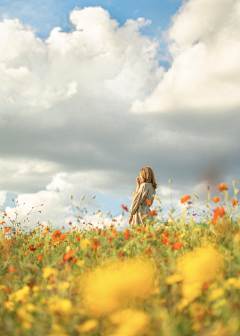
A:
[0,2,239,228]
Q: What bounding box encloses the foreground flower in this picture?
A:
[177,245,223,308]
[109,309,150,336]
[81,258,156,315]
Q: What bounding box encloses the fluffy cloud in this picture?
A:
[0,4,239,230]
[4,172,129,230]
[131,0,240,113]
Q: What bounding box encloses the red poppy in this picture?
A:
[121,205,128,212]
[28,245,37,251]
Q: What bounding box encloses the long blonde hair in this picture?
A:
[140,167,158,190]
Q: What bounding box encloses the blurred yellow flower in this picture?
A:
[57,282,70,290]
[76,260,85,267]
[177,245,223,308]
[77,319,99,333]
[9,286,30,303]
[166,273,183,285]
[17,306,35,330]
[109,309,150,336]
[209,288,225,302]
[80,238,91,250]
[5,301,15,312]
[81,258,156,315]
[43,267,58,279]
[47,296,73,315]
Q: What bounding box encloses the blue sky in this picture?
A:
[0,0,183,70]
[0,0,183,39]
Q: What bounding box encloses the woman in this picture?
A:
[129,167,158,225]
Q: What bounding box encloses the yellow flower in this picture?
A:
[209,288,224,302]
[0,285,7,291]
[166,273,183,285]
[77,319,99,333]
[5,301,15,312]
[80,238,91,250]
[177,245,223,308]
[76,260,85,267]
[9,286,30,303]
[81,258,155,315]
[57,282,70,290]
[212,298,227,309]
[47,297,73,315]
[17,306,35,330]
[109,309,150,336]
[43,267,58,279]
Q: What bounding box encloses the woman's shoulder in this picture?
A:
[142,182,154,189]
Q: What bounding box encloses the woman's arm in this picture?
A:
[129,184,148,217]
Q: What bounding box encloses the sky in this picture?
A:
[0,0,240,230]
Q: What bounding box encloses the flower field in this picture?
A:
[0,182,240,336]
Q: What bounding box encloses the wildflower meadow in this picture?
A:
[0,181,240,336]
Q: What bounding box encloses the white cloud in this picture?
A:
[0,191,7,206]
[131,0,240,113]
[0,4,239,227]
[4,172,129,230]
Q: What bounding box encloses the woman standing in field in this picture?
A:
[129,167,158,225]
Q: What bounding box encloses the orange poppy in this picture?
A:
[145,199,152,206]
[213,197,221,203]
[212,207,225,225]
[172,241,184,251]
[180,195,191,204]
[7,266,17,273]
[232,199,238,206]
[217,183,228,192]
[123,229,131,240]
[145,247,152,255]
[161,236,171,247]
[63,249,75,262]
[149,210,157,217]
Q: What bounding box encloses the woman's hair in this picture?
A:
[140,167,158,189]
